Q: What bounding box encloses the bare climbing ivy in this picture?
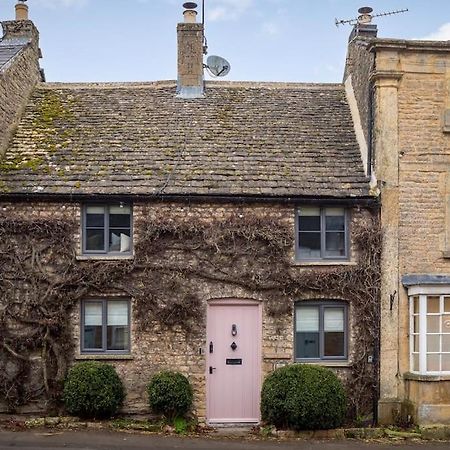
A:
[0,209,380,418]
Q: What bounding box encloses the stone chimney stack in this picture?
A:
[0,0,43,156]
[15,0,29,21]
[177,2,204,98]
[2,1,39,50]
[348,7,378,41]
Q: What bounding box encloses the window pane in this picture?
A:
[107,326,129,351]
[427,334,440,352]
[413,296,419,314]
[296,307,319,332]
[325,232,345,257]
[427,354,440,372]
[445,297,450,313]
[412,353,419,372]
[442,315,450,333]
[443,334,450,352]
[107,301,129,326]
[324,308,344,332]
[324,332,345,357]
[427,296,440,314]
[109,230,131,253]
[84,326,102,350]
[296,332,319,359]
[110,205,131,215]
[298,232,321,258]
[298,208,320,232]
[85,302,102,325]
[414,315,420,333]
[86,229,105,251]
[109,206,131,227]
[325,208,345,231]
[413,335,419,352]
[86,206,105,227]
[84,302,102,350]
[443,355,450,372]
[107,301,129,351]
[427,316,440,333]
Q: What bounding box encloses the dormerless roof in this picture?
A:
[0,81,370,198]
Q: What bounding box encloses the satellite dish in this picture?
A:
[206,55,231,77]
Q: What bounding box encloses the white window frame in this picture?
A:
[408,285,450,375]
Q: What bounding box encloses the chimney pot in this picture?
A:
[15,1,29,21]
[183,9,198,24]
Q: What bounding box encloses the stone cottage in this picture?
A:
[0,2,380,423]
[344,14,450,425]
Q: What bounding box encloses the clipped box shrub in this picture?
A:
[147,371,193,420]
[261,364,346,430]
[63,361,125,419]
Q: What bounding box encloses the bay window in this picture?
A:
[410,293,450,374]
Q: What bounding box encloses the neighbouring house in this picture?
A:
[0,2,381,423]
[344,16,450,425]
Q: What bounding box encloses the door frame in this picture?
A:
[206,298,263,424]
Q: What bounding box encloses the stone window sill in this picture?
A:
[291,260,357,267]
[266,358,352,368]
[442,250,450,259]
[298,360,352,368]
[264,354,291,361]
[76,255,134,261]
[75,354,134,361]
[404,372,450,382]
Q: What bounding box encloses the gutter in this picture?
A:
[0,192,380,207]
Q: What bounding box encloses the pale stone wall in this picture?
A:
[0,200,374,418]
[373,43,450,425]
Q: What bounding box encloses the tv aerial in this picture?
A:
[196,1,231,77]
[335,6,408,27]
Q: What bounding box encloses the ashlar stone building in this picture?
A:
[344,18,450,424]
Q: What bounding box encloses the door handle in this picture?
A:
[209,366,216,374]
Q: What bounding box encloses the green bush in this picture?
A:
[261,364,346,430]
[147,371,193,420]
[63,362,125,419]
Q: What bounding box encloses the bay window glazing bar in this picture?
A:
[419,294,427,375]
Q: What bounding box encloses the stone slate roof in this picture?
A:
[0,81,370,198]
[0,44,23,70]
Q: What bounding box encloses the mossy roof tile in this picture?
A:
[0,81,370,198]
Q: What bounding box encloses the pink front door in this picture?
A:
[206,299,262,423]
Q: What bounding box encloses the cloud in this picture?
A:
[206,0,254,22]
[261,22,279,36]
[33,0,88,8]
[420,23,450,41]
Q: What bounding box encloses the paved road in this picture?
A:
[0,431,448,450]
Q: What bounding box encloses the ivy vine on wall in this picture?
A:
[0,209,380,418]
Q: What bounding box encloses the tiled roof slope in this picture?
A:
[0,44,23,69]
[0,81,370,198]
